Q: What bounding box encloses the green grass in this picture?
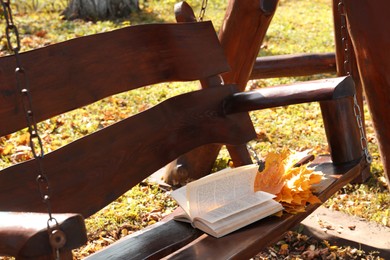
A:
[0,0,389,258]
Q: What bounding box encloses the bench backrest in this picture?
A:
[0,21,256,218]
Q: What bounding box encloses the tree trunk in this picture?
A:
[63,0,139,20]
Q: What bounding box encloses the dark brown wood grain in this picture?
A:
[250,53,336,79]
[174,1,197,22]
[163,157,363,260]
[219,0,279,90]
[168,0,280,184]
[163,1,252,186]
[0,86,255,217]
[332,0,364,120]
[85,220,203,260]
[0,212,86,258]
[344,0,390,185]
[81,156,364,260]
[320,98,362,164]
[0,1,377,258]
[224,76,355,114]
[0,21,229,137]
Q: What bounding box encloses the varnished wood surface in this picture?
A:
[320,98,362,164]
[0,86,255,218]
[164,156,363,260]
[80,156,363,260]
[332,0,365,129]
[165,1,253,185]
[0,212,87,257]
[85,220,203,260]
[250,53,336,79]
[224,76,355,114]
[219,0,279,90]
[344,0,390,185]
[0,21,229,137]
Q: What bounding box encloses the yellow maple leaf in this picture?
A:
[254,151,289,195]
[254,149,323,214]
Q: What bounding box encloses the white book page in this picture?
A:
[170,186,190,217]
[194,199,283,238]
[186,164,258,218]
[199,191,276,223]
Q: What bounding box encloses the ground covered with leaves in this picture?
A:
[0,0,389,259]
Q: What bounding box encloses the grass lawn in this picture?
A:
[0,0,388,259]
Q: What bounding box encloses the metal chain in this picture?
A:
[338,0,372,164]
[0,1,66,258]
[246,144,265,171]
[199,0,208,21]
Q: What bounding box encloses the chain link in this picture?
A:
[246,144,265,171]
[338,0,372,164]
[0,1,65,258]
[199,0,208,21]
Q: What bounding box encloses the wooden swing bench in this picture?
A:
[0,20,368,259]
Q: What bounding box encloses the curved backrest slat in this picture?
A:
[0,86,255,217]
[0,21,229,136]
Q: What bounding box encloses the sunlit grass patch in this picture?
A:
[0,0,389,259]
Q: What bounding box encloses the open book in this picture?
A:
[171,164,283,238]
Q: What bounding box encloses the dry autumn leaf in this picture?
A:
[254,151,288,194]
[2,143,14,155]
[254,149,323,214]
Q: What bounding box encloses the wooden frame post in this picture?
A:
[219,0,279,90]
[163,0,279,185]
[314,1,370,183]
[343,0,390,187]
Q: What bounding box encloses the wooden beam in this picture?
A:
[164,2,254,186]
[249,53,336,79]
[167,0,280,184]
[224,77,355,114]
[344,0,390,186]
[219,0,279,90]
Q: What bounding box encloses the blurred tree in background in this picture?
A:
[63,0,140,20]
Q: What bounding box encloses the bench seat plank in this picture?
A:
[85,156,363,260]
[165,156,364,259]
[85,220,203,260]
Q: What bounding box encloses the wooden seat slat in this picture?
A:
[85,220,203,260]
[77,156,364,260]
[0,21,229,137]
[164,157,363,260]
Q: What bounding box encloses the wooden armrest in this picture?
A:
[0,212,87,258]
[224,76,355,114]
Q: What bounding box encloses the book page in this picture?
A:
[199,191,275,223]
[170,186,190,217]
[186,164,258,218]
[193,199,283,238]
